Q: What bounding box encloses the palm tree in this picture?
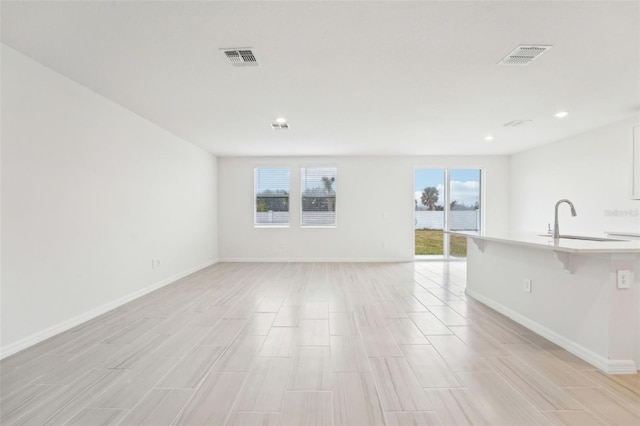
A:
[321,176,336,211]
[421,186,439,211]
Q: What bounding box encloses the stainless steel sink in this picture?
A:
[538,234,627,242]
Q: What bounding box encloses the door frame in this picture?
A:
[413,166,484,260]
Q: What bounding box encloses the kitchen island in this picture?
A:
[450,231,640,373]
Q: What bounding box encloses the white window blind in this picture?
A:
[301,167,337,227]
[254,168,290,227]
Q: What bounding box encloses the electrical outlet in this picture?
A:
[523,279,532,293]
[617,270,631,289]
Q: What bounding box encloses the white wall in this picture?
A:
[510,116,640,236]
[218,156,509,261]
[1,46,218,355]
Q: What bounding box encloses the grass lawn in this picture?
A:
[415,229,467,257]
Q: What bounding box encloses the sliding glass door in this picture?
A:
[447,169,481,258]
[414,169,446,256]
[414,168,482,259]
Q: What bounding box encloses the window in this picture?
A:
[301,167,337,227]
[254,168,290,227]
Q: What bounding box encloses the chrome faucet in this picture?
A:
[553,199,577,239]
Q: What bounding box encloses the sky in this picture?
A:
[256,167,479,204]
[255,168,290,193]
[300,167,337,192]
[414,168,481,207]
[256,167,337,193]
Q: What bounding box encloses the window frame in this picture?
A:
[254,167,291,228]
[300,166,338,228]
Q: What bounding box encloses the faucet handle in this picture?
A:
[547,223,552,234]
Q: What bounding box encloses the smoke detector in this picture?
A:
[221,48,258,67]
[498,45,552,65]
[503,119,533,127]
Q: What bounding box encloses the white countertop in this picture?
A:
[448,231,640,254]
[606,231,640,239]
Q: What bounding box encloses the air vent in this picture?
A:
[271,123,290,130]
[498,45,552,66]
[222,48,258,67]
[503,119,533,127]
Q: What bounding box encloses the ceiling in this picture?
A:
[2,1,639,157]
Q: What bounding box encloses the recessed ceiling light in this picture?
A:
[484,135,494,141]
[275,117,287,124]
[554,111,569,118]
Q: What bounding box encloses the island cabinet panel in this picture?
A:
[457,233,639,374]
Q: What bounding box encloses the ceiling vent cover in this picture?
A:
[498,45,552,66]
[503,119,533,127]
[271,123,290,130]
[222,48,258,66]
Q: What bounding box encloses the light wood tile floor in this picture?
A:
[1,262,639,425]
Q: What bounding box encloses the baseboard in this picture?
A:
[0,259,218,360]
[219,257,414,263]
[465,288,638,374]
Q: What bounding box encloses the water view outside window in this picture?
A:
[414,168,481,257]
